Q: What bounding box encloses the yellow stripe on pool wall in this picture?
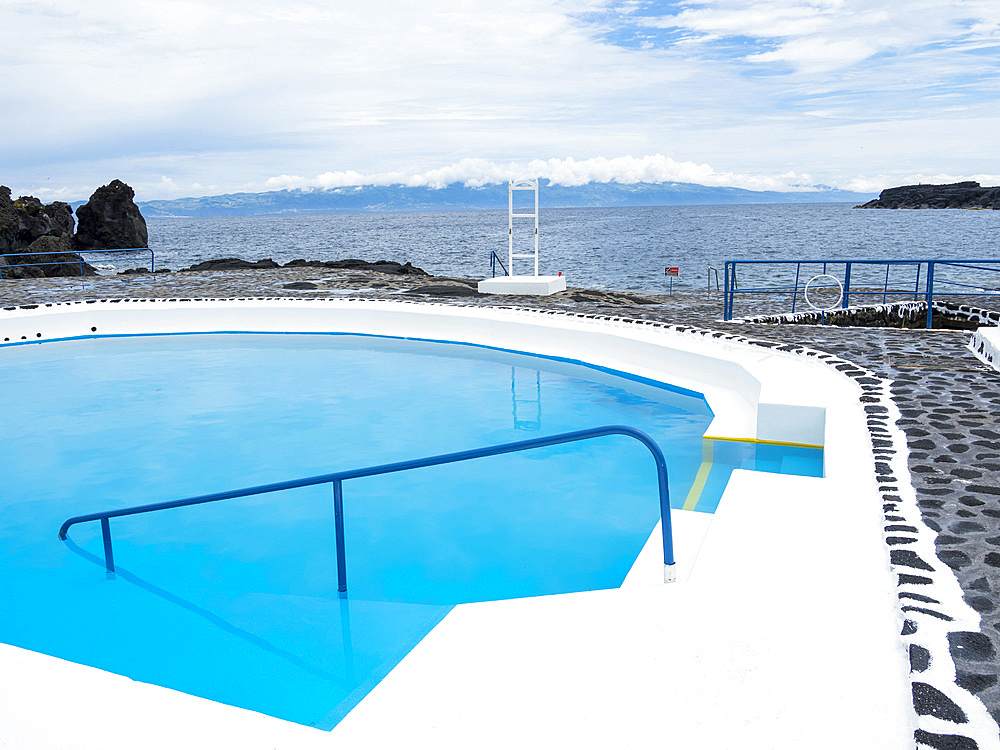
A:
[682,439,714,511]
[702,435,824,450]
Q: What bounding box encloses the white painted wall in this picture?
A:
[0,299,829,445]
[970,326,1000,372]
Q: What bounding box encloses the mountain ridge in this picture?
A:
[135,181,875,218]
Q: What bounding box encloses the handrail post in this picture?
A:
[101,518,115,573]
[925,262,935,329]
[791,262,801,313]
[723,261,732,320]
[332,480,348,597]
[842,262,851,309]
[650,440,675,582]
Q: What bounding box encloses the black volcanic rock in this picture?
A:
[856,182,1000,209]
[183,257,281,271]
[0,186,97,278]
[0,235,97,278]
[283,258,429,275]
[0,186,75,253]
[74,179,149,249]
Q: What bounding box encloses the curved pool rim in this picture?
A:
[0,297,930,750]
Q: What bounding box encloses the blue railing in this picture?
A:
[59,425,676,591]
[489,250,509,278]
[0,247,155,279]
[724,258,1000,328]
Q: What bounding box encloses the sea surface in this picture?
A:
[146,203,1000,294]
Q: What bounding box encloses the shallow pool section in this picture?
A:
[0,333,821,728]
[681,438,824,512]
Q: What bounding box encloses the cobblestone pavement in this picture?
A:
[3,268,1000,745]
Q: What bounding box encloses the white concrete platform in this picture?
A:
[478,274,566,295]
[0,299,932,749]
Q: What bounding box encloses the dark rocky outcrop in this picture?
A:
[284,258,429,275]
[181,258,430,275]
[1,235,97,279]
[0,186,76,254]
[183,257,281,272]
[2,179,148,278]
[74,179,148,250]
[406,280,481,297]
[0,186,97,278]
[856,182,1000,209]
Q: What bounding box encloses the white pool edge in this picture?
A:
[0,297,988,749]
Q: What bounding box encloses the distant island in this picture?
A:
[132,181,876,218]
[855,181,1000,209]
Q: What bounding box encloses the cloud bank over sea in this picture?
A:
[260,156,1000,197]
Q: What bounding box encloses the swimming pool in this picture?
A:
[0,305,825,731]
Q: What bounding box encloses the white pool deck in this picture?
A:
[0,298,948,748]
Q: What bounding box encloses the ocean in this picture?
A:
[146,203,1000,294]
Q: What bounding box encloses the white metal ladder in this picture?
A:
[508,179,538,276]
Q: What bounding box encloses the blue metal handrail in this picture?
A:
[724,258,1000,328]
[0,247,155,279]
[59,425,676,591]
[489,250,509,277]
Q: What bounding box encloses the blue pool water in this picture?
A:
[0,333,822,727]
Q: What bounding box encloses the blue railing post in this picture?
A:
[100,517,115,573]
[791,262,801,313]
[925,261,935,329]
[332,479,347,597]
[842,262,852,309]
[723,261,733,320]
[882,264,891,305]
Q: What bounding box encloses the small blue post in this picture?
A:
[100,517,115,573]
[724,262,732,320]
[332,480,348,597]
[791,262,801,313]
[842,262,852,309]
[925,262,935,329]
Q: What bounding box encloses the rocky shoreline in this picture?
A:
[856,181,1000,210]
[0,180,148,279]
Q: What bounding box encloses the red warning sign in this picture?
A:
[665,267,679,276]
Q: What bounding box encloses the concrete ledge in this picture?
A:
[970,326,1000,372]
[477,275,566,296]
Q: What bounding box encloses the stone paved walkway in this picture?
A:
[3,267,999,745]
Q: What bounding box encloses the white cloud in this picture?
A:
[1,0,998,201]
[260,155,828,193]
[642,0,999,76]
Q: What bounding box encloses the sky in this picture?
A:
[2,0,999,202]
